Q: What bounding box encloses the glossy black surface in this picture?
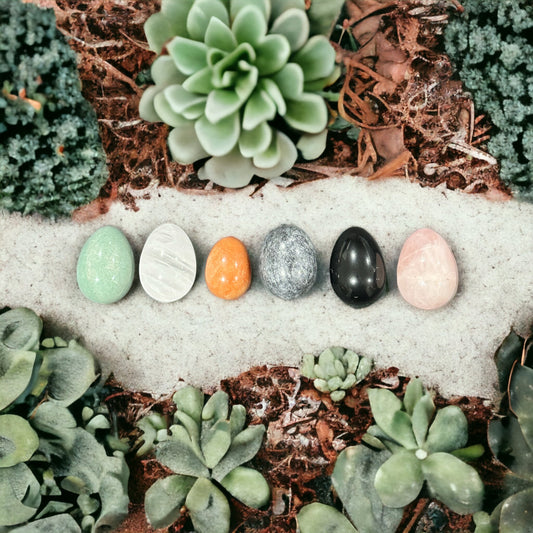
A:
[329,227,387,308]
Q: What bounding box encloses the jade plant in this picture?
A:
[298,378,484,533]
[138,385,269,532]
[0,308,129,532]
[300,346,372,402]
[444,0,533,201]
[139,0,342,188]
[473,330,533,533]
[0,1,108,218]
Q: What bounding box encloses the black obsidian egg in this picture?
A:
[330,227,387,308]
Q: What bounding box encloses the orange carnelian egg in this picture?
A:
[205,237,251,300]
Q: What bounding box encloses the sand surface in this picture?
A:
[1,176,532,399]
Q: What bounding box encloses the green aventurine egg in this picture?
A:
[77,226,135,304]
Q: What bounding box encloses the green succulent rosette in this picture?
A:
[139,0,338,188]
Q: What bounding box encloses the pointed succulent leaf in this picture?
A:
[411,393,435,447]
[202,390,230,422]
[332,445,404,533]
[168,122,210,164]
[253,132,282,169]
[297,130,328,160]
[272,63,304,97]
[253,131,297,179]
[293,35,336,81]
[307,0,345,37]
[331,391,346,402]
[157,438,210,478]
[386,410,418,449]
[37,340,97,406]
[368,388,403,432]
[186,477,231,533]
[313,363,326,379]
[220,466,270,508]
[328,376,343,391]
[451,444,485,461]
[270,0,305,20]
[165,85,206,115]
[232,5,267,46]
[0,463,41,527]
[187,0,229,42]
[174,410,201,445]
[153,92,190,127]
[204,16,237,52]
[422,452,484,514]
[143,13,177,56]
[343,350,360,374]
[212,424,265,481]
[271,8,309,52]
[9,514,81,532]
[297,502,358,533]
[473,511,496,533]
[510,365,533,449]
[254,34,291,76]
[205,89,246,123]
[195,113,240,156]
[243,89,276,131]
[201,420,232,469]
[374,450,424,508]
[494,330,524,393]
[498,487,533,533]
[229,404,247,438]
[145,475,195,530]
[365,424,402,453]
[239,122,273,158]
[341,373,357,390]
[0,414,39,467]
[355,356,373,382]
[182,66,216,95]
[0,349,36,411]
[300,353,316,379]
[285,93,328,134]
[174,386,205,423]
[425,405,468,453]
[168,37,208,76]
[314,378,329,393]
[198,148,256,188]
[318,348,338,378]
[260,78,286,115]
[0,308,42,354]
[334,359,347,379]
[404,378,425,416]
[31,402,77,433]
[151,55,186,87]
[230,0,270,22]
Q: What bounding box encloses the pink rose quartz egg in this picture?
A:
[397,228,458,310]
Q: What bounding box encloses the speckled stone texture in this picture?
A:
[259,225,317,300]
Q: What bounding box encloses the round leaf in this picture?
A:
[253,131,297,179]
[168,37,208,76]
[297,129,328,160]
[220,466,270,508]
[254,34,291,76]
[0,414,39,467]
[499,488,533,533]
[297,502,357,533]
[272,63,304,97]
[168,122,210,165]
[204,16,237,52]
[139,86,163,123]
[422,452,484,514]
[232,5,266,46]
[195,113,240,156]
[0,349,36,411]
[270,8,309,52]
[239,122,272,158]
[292,35,336,81]
[186,0,229,42]
[9,514,81,532]
[284,92,328,134]
[242,89,276,131]
[0,308,42,354]
[425,406,468,453]
[186,478,230,533]
[198,150,256,188]
[374,450,424,508]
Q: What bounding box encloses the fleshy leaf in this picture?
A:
[272,63,304,97]
[284,93,328,134]
[201,420,232,469]
[139,86,164,123]
[202,390,230,422]
[510,365,533,449]
[186,478,230,533]
[165,85,206,115]
[253,131,297,179]
[151,55,186,87]
[198,149,256,188]
[270,8,309,52]
[0,349,36,411]
[144,12,179,56]
[204,16,237,52]
[307,0,345,37]
[403,378,425,416]
[0,308,42,354]
[154,92,191,127]
[297,130,328,160]
[253,132,281,169]
[186,0,229,42]
[9,514,81,532]
[270,0,305,20]
[242,89,276,131]
[239,122,272,158]
[232,5,267,46]
[422,452,484,514]
[220,466,270,508]
[293,35,336,81]
[332,445,404,533]
[156,438,210,478]
[0,414,39,467]
[499,487,533,533]
[174,386,205,424]
[168,37,208,76]
[175,411,201,445]
[494,330,524,393]
[229,405,247,437]
[205,89,246,123]
[297,502,357,533]
[145,475,195,530]
[411,393,435,448]
[168,122,210,164]
[254,34,291,76]
[374,450,424,508]
[212,425,265,481]
[182,66,215,95]
[195,113,240,156]
[260,78,286,115]
[230,0,270,22]
[425,406,468,453]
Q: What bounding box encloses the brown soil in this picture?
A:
[33,0,510,221]
[106,366,505,533]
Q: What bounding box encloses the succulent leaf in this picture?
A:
[220,466,270,508]
[0,350,37,411]
[186,477,231,533]
[8,514,81,532]
[271,8,310,52]
[425,405,468,453]
[0,463,41,526]
[494,330,524,393]
[374,450,424,508]
[411,393,435,448]
[403,378,424,416]
[422,452,484,514]
[201,420,232,469]
[498,487,533,533]
[297,502,358,533]
[0,308,42,354]
[156,437,210,478]
[0,414,39,467]
[331,445,403,533]
[509,365,533,449]
[229,404,247,438]
[297,130,328,160]
[145,475,196,529]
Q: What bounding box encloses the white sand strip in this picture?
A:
[1,176,532,399]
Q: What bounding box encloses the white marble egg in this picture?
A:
[139,223,196,302]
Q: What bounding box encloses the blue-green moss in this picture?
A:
[444,0,533,201]
[0,0,108,218]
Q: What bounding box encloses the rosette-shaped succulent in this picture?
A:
[139,0,338,188]
[301,346,373,402]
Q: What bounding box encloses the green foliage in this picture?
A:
[0,0,108,219]
[444,1,533,201]
[0,308,129,532]
[298,378,484,533]
[300,346,372,402]
[139,0,339,188]
[474,330,533,533]
[138,386,269,532]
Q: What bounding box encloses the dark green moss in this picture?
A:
[0,0,108,218]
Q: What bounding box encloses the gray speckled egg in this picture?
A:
[260,225,317,300]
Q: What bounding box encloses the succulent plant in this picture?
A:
[300,346,373,402]
[139,0,341,188]
[473,330,533,533]
[138,385,269,532]
[0,308,129,532]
